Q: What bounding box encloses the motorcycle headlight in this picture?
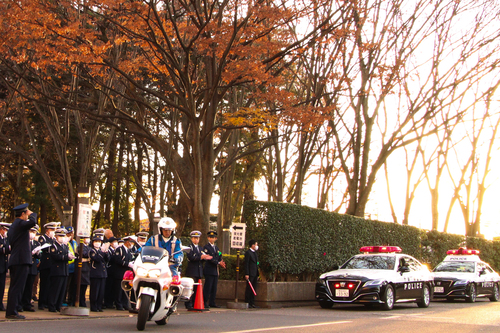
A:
[148,269,161,278]
[136,267,148,277]
[364,279,385,287]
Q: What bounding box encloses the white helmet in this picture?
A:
[158,217,176,234]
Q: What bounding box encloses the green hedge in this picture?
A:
[241,200,500,281]
[243,200,422,281]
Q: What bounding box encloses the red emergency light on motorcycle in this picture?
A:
[360,246,402,253]
[446,247,480,255]
[171,275,182,286]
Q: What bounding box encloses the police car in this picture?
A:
[315,246,433,310]
[432,247,500,302]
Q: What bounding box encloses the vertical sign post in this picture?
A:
[230,223,246,302]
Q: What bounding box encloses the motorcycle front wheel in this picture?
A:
[137,294,153,331]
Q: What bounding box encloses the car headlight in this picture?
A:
[453,280,468,286]
[136,267,148,277]
[364,279,385,287]
[148,269,161,278]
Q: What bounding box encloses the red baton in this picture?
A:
[247,279,257,296]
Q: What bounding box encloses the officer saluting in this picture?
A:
[185,231,212,310]
[5,203,37,319]
[37,221,60,310]
[20,224,41,312]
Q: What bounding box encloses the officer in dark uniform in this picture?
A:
[202,230,226,309]
[0,222,11,311]
[79,236,91,307]
[20,225,41,312]
[185,230,212,310]
[89,235,109,312]
[5,203,37,319]
[103,235,117,309]
[244,239,259,308]
[135,231,148,251]
[110,236,133,310]
[37,221,60,310]
[48,228,74,312]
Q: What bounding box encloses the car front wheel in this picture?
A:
[381,285,394,310]
[489,283,499,302]
[466,283,476,303]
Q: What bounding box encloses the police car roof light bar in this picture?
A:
[446,248,480,255]
[359,246,402,253]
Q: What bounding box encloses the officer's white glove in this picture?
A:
[101,242,110,252]
[128,262,134,268]
[69,253,76,260]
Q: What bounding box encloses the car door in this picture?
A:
[396,256,420,299]
[476,262,488,295]
[479,264,495,295]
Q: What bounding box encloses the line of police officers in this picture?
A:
[1,206,238,318]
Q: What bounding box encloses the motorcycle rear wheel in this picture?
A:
[137,294,153,331]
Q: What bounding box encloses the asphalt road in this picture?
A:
[1,299,500,332]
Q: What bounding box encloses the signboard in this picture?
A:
[230,223,246,249]
[77,203,92,237]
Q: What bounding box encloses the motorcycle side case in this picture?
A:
[180,277,194,299]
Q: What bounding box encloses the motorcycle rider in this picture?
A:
[144,217,183,276]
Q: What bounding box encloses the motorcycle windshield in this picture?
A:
[141,246,168,264]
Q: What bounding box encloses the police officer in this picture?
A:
[203,230,226,309]
[0,222,11,311]
[65,226,78,306]
[20,225,41,312]
[5,203,37,319]
[89,236,110,312]
[134,231,148,251]
[79,236,91,307]
[144,217,183,276]
[244,239,259,308]
[103,236,118,309]
[110,236,133,310]
[185,230,212,310]
[48,228,74,312]
[37,221,60,310]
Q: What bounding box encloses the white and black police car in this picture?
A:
[315,246,434,310]
[432,247,500,302]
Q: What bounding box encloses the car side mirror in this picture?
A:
[332,265,339,271]
[479,269,486,276]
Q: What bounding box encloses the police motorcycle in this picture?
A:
[122,245,194,331]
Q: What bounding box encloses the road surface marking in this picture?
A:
[223,321,352,333]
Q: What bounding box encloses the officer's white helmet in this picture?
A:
[158,217,176,234]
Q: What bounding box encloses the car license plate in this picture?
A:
[335,289,349,297]
[434,286,444,293]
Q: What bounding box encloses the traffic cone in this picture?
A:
[192,279,208,311]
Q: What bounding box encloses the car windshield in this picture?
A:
[341,255,396,270]
[433,261,475,273]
